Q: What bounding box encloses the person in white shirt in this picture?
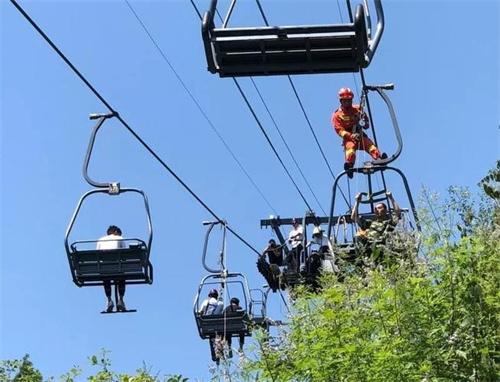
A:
[306,226,330,254]
[198,289,224,363]
[287,218,304,272]
[198,289,224,316]
[96,225,126,312]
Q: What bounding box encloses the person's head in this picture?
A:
[107,225,122,236]
[208,289,218,299]
[338,87,354,108]
[312,226,323,238]
[375,203,388,217]
[230,297,240,306]
[268,239,276,247]
[292,218,299,228]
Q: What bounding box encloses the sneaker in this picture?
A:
[380,152,388,159]
[106,300,114,313]
[116,298,126,312]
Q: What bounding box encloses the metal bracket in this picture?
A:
[108,182,120,195]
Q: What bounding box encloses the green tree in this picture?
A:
[242,179,499,381]
[0,355,44,382]
[0,352,188,382]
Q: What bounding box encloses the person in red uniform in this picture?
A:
[332,87,386,178]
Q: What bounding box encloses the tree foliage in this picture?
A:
[0,351,188,382]
[243,180,499,381]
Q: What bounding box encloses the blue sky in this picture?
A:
[1,0,498,380]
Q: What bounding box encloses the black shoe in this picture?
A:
[380,152,388,159]
[344,162,354,179]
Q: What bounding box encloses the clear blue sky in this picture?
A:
[1,0,498,380]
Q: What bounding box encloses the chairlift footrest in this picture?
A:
[100,308,137,314]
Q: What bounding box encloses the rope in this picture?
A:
[10,0,261,257]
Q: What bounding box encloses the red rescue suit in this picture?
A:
[332,105,381,166]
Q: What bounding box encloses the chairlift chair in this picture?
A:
[327,167,421,267]
[193,273,254,340]
[202,0,385,77]
[64,188,153,287]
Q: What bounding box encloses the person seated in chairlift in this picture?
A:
[332,87,387,179]
[306,226,330,255]
[301,226,329,275]
[198,289,224,316]
[351,192,402,246]
[287,218,304,272]
[199,289,224,364]
[96,225,127,312]
[263,239,284,266]
[223,297,245,355]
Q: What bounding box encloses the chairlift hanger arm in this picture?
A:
[363,84,403,166]
[364,0,384,64]
[201,221,228,274]
[83,112,119,189]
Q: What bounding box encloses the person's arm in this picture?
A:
[332,111,352,140]
[351,193,362,224]
[118,236,126,249]
[386,191,401,218]
[198,299,208,315]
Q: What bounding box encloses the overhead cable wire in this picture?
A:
[254,0,336,180]
[250,78,327,215]
[190,0,315,213]
[124,0,277,215]
[9,0,261,257]
[254,0,352,209]
[232,78,314,212]
[218,0,325,214]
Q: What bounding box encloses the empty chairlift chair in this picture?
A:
[202,0,385,77]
